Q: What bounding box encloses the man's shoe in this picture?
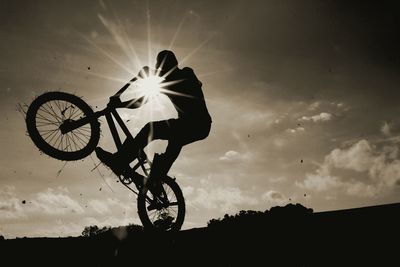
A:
[95,147,123,175]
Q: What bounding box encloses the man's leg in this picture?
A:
[96,120,175,173]
[150,141,182,180]
[119,120,174,163]
[147,141,182,197]
[147,119,210,179]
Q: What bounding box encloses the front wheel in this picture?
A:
[25,91,100,161]
[137,176,185,232]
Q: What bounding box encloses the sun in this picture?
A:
[136,72,165,99]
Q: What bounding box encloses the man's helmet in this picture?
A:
[155,50,178,72]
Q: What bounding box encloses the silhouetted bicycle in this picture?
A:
[25,86,185,232]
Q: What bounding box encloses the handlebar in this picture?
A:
[113,76,138,97]
[113,66,154,97]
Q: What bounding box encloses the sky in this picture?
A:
[1,0,400,238]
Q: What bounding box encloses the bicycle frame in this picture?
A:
[59,79,157,195]
[26,79,184,227]
[59,78,137,143]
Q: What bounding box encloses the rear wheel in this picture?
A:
[25,91,100,161]
[137,176,185,232]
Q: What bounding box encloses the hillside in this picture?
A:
[1,203,399,266]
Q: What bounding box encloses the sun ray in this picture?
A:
[80,34,132,73]
[159,88,196,99]
[146,0,152,67]
[80,4,219,146]
[101,2,145,70]
[66,66,128,83]
[160,65,178,79]
[98,13,142,71]
[179,33,216,65]
[197,68,235,78]
[168,11,189,51]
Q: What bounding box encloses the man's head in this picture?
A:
[155,50,178,72]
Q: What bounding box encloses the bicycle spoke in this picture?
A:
[71,131,86,147]
[71,133,81,150]
[36,110,58,123]
[76,126,91,133]
[39,128,59,134]
[34,97,98,153]
[69,106,82,120]
[167,206,178,216]
[67,135,74,152]
[75,130,91,138]
[36,121,59,127]
[75,129,91,141]
[142,179,182,229]
[47,130,60,146]
[70,109,85,120]
[65,134,72,152]
[67,104,75,119]
[56,132,65,150]
[71,131,88,148]
[42,129,59,141]
[164,185,172,197]
[39,104,58,120]
[54,100,63,116]
[67,133,79,151]
[45,102,62,122]
[149,209,159,221]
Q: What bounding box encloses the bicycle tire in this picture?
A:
[25,91,100,161]
[137,176,185,232]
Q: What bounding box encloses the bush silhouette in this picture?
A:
[207,203,313,228]
[81,224,143,237]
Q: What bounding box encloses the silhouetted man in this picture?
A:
[95,50,212,187]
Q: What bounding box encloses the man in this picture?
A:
[95,50,212,188]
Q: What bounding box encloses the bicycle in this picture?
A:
[25,79,186,232]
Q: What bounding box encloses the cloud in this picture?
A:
[296,139,400,197]
[219,150,244,161]
[32,188,85,215]
[88,198,133,215]
[190,185,258,213]
[26,221,86,238]
[299,112,332,122]
[0,187,85,219]
[345,182,379,197]
[88,199,111,214]
[261,190,287,205]
[308,101,320,111]
[336,102,344,108]
[296,166,342,192]
[0,186,140,238]
[272,137,287,147]
[0,186,25,219]
[381,121,391,136]
[286,126,305,134]
[182,186,194,197]
[326,139,373,172]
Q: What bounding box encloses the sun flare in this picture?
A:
[136,73,165,99]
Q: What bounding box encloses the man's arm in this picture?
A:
[120,96,148,109]
[109,94,148,109]
[114,76,138,97]
[109,66,151,109]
